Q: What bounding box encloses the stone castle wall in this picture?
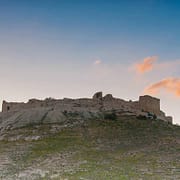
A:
[1,92,172,123]
[2,101,25,113]
[139,95,160,115]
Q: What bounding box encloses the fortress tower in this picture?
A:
[139,95,160,115]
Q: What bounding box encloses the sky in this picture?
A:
[0,0,180,124]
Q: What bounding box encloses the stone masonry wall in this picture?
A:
[2,101,25,113]
[139,95,160,115]
[1,92,170,122]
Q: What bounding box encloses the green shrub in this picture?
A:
[136,115,147,120]
[104,112,117,120]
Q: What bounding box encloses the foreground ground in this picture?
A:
[0,116,180,180]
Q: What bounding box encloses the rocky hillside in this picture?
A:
[0,107,102,140]
[0,115,179,180]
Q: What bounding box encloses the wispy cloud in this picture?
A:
[132,56,158,74]
[132,56,180,75]
[144,77,180,97]
[94,59,102,65]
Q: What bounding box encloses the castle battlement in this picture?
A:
[1,92,172,123]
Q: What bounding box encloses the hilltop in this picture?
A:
[0,92,173,140]
[0,92,179,179]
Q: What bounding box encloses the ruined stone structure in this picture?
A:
[139,95,160,115]
[1,92,173,125]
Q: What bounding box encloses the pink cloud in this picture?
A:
[94,60,102,65]
[144,77,180,97]
[133,56,158,74]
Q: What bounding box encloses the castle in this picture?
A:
[1,92,172,123]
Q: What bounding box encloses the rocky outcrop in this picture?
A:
[0,92,173,136]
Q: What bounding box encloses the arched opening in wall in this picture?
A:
[7,106,10,111]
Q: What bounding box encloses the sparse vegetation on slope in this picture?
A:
[0,116,180,179]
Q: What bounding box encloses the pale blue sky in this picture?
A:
[0,0,180,124]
